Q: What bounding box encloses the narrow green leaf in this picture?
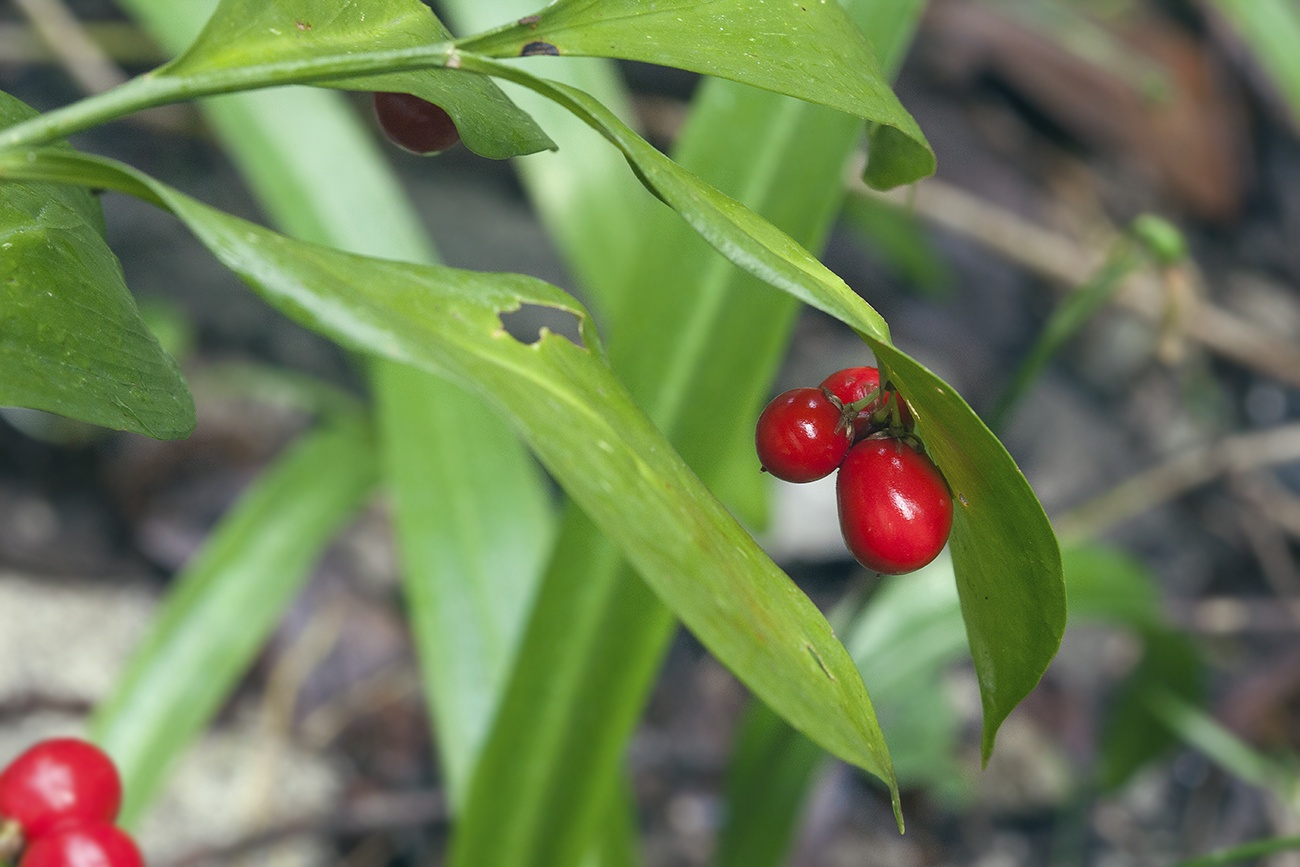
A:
[454,56,892,346]
[445,8,917,857]
[863,336,1066,766]
[377,363,554,804]
[1099,629,1203,790]
[1145,687,1283,792]
[156,0,553,159]
[0,91,193,439]
[990,244,1142,432]
[113,0,562,811]
[456,0,934,187]
[91,418,378,824]
[1176,834,1300,867]
[3,148,896,811]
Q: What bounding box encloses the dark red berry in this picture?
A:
[836,438,953,574]
[820,366,912,438]
[373,92,461,155]
[18,824,143,867]
[0,740,122,840]
[755,387,853,483]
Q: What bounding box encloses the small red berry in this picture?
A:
[836,438,953,574]
[373,92,461,155]
[755,387,853,483]
[0,740,122,840]
[820,366,912,438]
[18,824,143,867]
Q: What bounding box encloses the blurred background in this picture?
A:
[2,0,1300,864]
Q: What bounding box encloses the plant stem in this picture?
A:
[0,42,457,150]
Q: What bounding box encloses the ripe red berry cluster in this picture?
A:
[0,739,142,867]
[755,366,953,575]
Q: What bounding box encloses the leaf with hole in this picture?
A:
[0,147,899,823]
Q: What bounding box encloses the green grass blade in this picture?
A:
[376,363,554,805]
[112,0,559,808]
[1176,834,1300,867]
[449,6,926,863]
[2,147,895,809]
[90,418,378,824]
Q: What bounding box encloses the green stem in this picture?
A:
[0,42,457,150]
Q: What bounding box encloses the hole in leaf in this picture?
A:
[498,303,585,348]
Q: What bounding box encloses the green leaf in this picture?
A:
[377,363,555,806]
[0,91,193,439]
[118,0,561,807]
[454,56,892,346]
[3,147,896,816]
[863,336,1067,766]
[91,418,378,824]
[442,11,915,856]
[159,0,554,159]
[456,0,934,187]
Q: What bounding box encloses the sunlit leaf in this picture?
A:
[159,0,554,158]
[456,0,934,187]
[0,92,193,439]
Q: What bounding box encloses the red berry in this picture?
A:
[836,438,953,574]
[0,740,122,840]
[820,366,912,438]
[755,387,853,483]
[373,92,461,155]
[18,824,143,867]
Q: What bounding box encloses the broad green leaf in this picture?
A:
[111,0,559,812]
[456,0,934,187]
[91,418,378,824]
[863,336,1066,765]
[0,91,193,439]
[2,147,897,815]
[157,0,554,159]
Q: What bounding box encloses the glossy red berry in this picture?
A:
[755,387,853,483]
[373,92,461,155]
[820,366,912,438]
[18,824,143,867]
[836,438,953,574]
[0,740,122,840]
